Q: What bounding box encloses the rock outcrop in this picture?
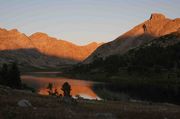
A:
[84,13,180,63]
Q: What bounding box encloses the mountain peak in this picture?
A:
[84,42,103,48]
[30,32,48,37]
[29,32,50,41]
[0,27,102,66]
[150,13,166,21]
[84,13,180,64]
[0,28,20,34]
[0,28,7,32]
[10,29,19,32]
[87,42,98,46]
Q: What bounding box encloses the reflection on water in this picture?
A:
[21,73,101,100]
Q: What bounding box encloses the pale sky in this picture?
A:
[0,0,179,45]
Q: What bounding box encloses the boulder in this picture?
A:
[17,99,32,107]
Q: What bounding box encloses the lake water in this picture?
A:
[21,72,180,104]
[21,72,101,100]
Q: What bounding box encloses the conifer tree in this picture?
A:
[0,64,8,85]
[61,82,71,97]
[8,62,22,89]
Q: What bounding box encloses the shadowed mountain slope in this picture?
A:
[0,48,76,69]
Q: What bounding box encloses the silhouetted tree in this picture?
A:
[54,88,58,96]
[0,70,2,84]
[8,63,22,89]
[0,63,22,89]
[47,83,53,95]
[0,64,8,85]
[61,82,71,97]
[47,83,59,96]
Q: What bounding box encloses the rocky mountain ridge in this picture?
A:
[84,13,180,63]
[0,28,101,68]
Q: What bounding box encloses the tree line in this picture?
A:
[71,33,180,104]
[0,63,22,89]
[74,38,180,75]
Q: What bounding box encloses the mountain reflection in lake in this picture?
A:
[21,72,101,100]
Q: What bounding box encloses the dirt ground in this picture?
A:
[0,85,180,119]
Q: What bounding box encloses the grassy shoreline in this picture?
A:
[1,85,180,119]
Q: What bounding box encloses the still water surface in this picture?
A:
[21,72,101,100]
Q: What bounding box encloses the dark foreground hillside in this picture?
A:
[0,85,180,119]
